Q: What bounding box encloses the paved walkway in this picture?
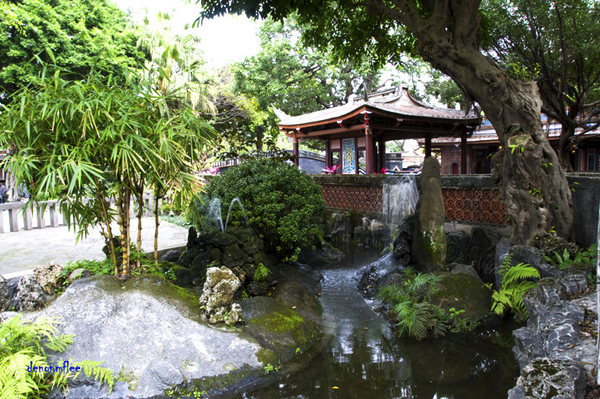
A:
[0,217,189,278]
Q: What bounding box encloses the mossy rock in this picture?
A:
[431,266,493,323]
[122,274,202,323]
[241,296,322,363]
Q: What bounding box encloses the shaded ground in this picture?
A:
[0,217,187,277]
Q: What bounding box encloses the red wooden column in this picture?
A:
[293,131,299,167]
[365,114,375,174]
[325,140,332,169]
[378,138,386,173]
[461,136,468,174]
[425,137,432,158]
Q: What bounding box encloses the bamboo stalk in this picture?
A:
[154,189,160,265]
[94,177,118,271]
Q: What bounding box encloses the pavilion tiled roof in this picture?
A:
[277,86,480,129]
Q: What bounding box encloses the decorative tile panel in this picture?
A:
[443,188,508,224]
[342,139,356,174]
[321,185,382,213]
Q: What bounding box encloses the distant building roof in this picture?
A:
[277,86,479,131]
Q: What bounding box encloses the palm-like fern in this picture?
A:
[378,267,452,340]
[492,255,540,321]
[0,315,114,399]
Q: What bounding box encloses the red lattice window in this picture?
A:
[321,185,382,213]
[443,188,508,225]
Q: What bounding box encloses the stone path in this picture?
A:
[0,217,188,278]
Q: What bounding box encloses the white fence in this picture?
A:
[0,193,162,233]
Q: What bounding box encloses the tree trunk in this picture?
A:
[557,125,575,172]
[413,16,573,245]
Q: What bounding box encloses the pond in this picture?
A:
[239,249,519,399]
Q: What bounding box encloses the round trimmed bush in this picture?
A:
[203,158,324,262]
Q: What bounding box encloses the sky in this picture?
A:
[114,0,262,69]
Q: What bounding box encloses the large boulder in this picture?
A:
[35,275,262,399]
[411,157,446,272]
[431,264,494,324]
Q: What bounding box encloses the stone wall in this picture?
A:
[312,174,600,247]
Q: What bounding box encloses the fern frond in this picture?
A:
[501,263,539,286]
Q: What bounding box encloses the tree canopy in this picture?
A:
[483,0,600,171]
[196,0,574,245]
[0,71,214,276]
[0,0,143,97]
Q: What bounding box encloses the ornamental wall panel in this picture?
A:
[320,185,382,213]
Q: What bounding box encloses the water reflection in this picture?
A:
[239,249,518,399]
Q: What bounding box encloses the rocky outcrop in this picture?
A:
[411,157,446,272]
[508,358,586,399]
[502,251,596,399]
[15,274,51,311]
[33,263,64,295]
[0,276,12,311]
[199,266,243,326]
[178,227,274,292]
[35,275,262,399]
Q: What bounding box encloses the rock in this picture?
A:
[533,233,580,261]
[446,231,469,265]
[33,263,64,295]
[392,216,414,265]
[466,227,501,284]
[516,279,585,365]
[241,296,322,363]
[431,266,493,323]
[68,268,92,283]
[297,242,343,267]
[329,212,352,244]
[0,275,12,312]
[507,358,586,399]
[411,157,446,272]
[357,254,402,299]
[561,270,588,296]
[158,249,182,263]
[199,266,243,326]
[494,237,512,289]
[170,265,193,288]
[35,275,262,399]
[16,274,51,311]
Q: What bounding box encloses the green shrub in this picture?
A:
[377,267,476,340]
[0,315,114,398]
[201,158,325,262]
[253,263,271,282]
[491,254,540,322]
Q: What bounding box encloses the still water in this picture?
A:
[241,249,519,399]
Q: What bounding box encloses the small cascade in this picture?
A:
[207,198,224,232]
[207,197,248,232]
[225,197,248,232]
[382,175,419,229]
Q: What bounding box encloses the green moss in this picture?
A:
[118,367,138,391]
[249,308,304,334]
[255,348,278,365]
[92,275,201,322]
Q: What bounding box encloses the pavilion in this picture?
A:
[276,85,480,174]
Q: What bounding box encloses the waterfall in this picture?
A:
[382,175,419,229]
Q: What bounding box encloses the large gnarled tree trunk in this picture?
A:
[373,0,574,244]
